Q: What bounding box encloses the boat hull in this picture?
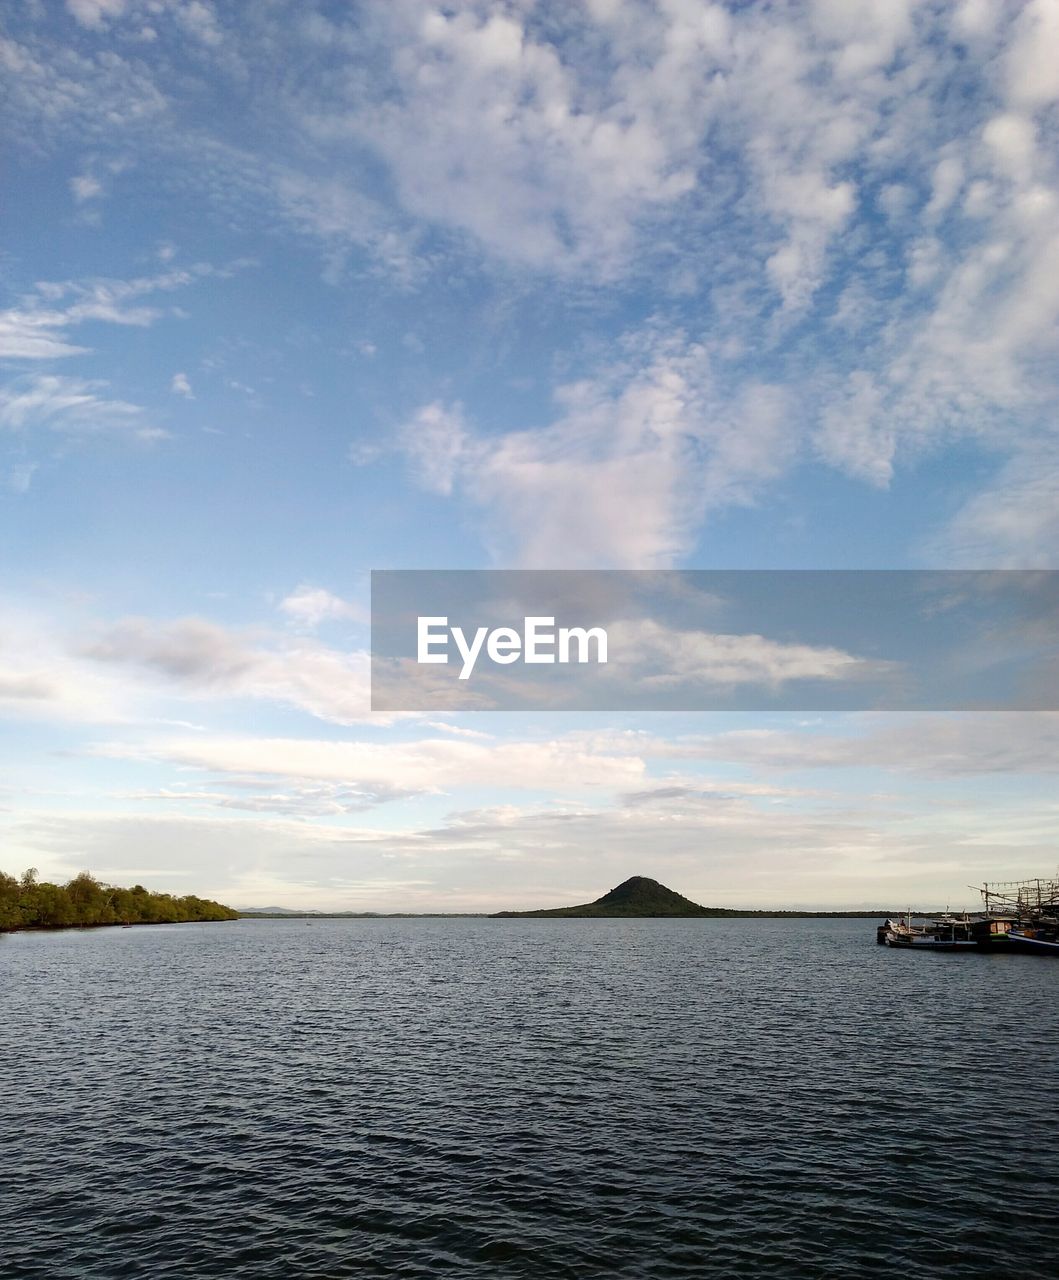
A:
[1006,931,1059,955]
[884,933,978,950]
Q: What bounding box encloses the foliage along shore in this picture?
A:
[0,869,238,933]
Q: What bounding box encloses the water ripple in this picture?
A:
[2,918,1058,1277]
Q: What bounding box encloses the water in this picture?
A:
[3,917,1058,1278]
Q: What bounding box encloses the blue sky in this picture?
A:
[1,0,1057,909]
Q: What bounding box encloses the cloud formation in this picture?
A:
[5,1,1057,564]
[0,375,164,442]
[278,585,364,630]
[2,3,1057,912]
[83,616,377,726]
[400,333,790,567]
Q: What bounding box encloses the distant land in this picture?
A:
[238,910,489,919]
[236,906,323,916]
[492,876,897,919]
[235,876,903,920]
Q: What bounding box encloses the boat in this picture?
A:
[1006,928,1059,954]
[876,873,1059,955]
[881,914,978,949]
[974,876,1059,956]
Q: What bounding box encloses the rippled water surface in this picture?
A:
[4,917,1059,1278]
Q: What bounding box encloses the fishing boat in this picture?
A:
[1006,927,1059,954]
[881,914,978,950]
[974,876,1059,956]
[877,874,1059,954]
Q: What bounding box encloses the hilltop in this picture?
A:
[492,875,726,918]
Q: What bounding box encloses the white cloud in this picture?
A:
[93,731,647,796]
[170,371,193,398]
[401,332,791,567]
[0,605,382,730]
[278,585,364,630]
[0,600,385,730]
[0,311,90,360]
[665,714,1059,777]
[314,1,882,298]
[0,374,164,442]
[66,0,129,29]
[8,773,1053,910]
[82,615,378,726]
[982,112,1037,183]
[326,2,1056,557]
[0,268,214,361]
[339,4,701,278]
[273,172,423,286]
[5,461,38,494]
[815,372,893,486]
[1004,0,1059,108]
[605,618,888,689]
[399,402,468,497]
[1,28,167,149]
[70,173,102,202]
[0,610,131,724]
[35,268,198,326]
[3,2,1057,566]
[422,722,494,741]
[934,447,1059,568]
[175,1,223,47]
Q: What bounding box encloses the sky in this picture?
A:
[1,0,1057,911]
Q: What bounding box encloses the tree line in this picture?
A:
[0,868,238,932]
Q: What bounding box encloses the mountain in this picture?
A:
[491,875,727,918]
[235,906,323,916]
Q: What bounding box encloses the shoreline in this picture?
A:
[236,909,906,920]
[1,918,239,936]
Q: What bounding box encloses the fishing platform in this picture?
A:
[877,874,1059,954]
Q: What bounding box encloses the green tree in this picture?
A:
[67,872,109,926]
[0,872,21,930]
[1,868,237,931]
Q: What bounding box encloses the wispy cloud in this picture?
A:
[170,371,193,398]
[0,267,220,361]
[649,714,1059,777]
[604,619,888,690]
[0,311,90,361]
[9,776,1053,910]
[0,374,164,441]
[65,0,129,30]
[82,615,378,726]
[278,585,365,630]
[400,330,789,567]
[70,172,103,202]
[2,1,1057,914]
[92,730,648,795]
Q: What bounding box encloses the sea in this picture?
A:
[3,916,1058,1278]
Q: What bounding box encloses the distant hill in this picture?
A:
[492,875,727,918]
[236,906,323,916]
[236,884,900,921]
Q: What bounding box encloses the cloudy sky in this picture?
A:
[2,0,1057,910]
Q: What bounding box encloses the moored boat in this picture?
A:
[876,873,1059,954]
[975,876,1059,956]
[1006,926,1059,955]
[882,915,978,949]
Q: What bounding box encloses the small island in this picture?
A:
[492,875,726,917]
[492,875,896,918]
[0,868,238,932]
